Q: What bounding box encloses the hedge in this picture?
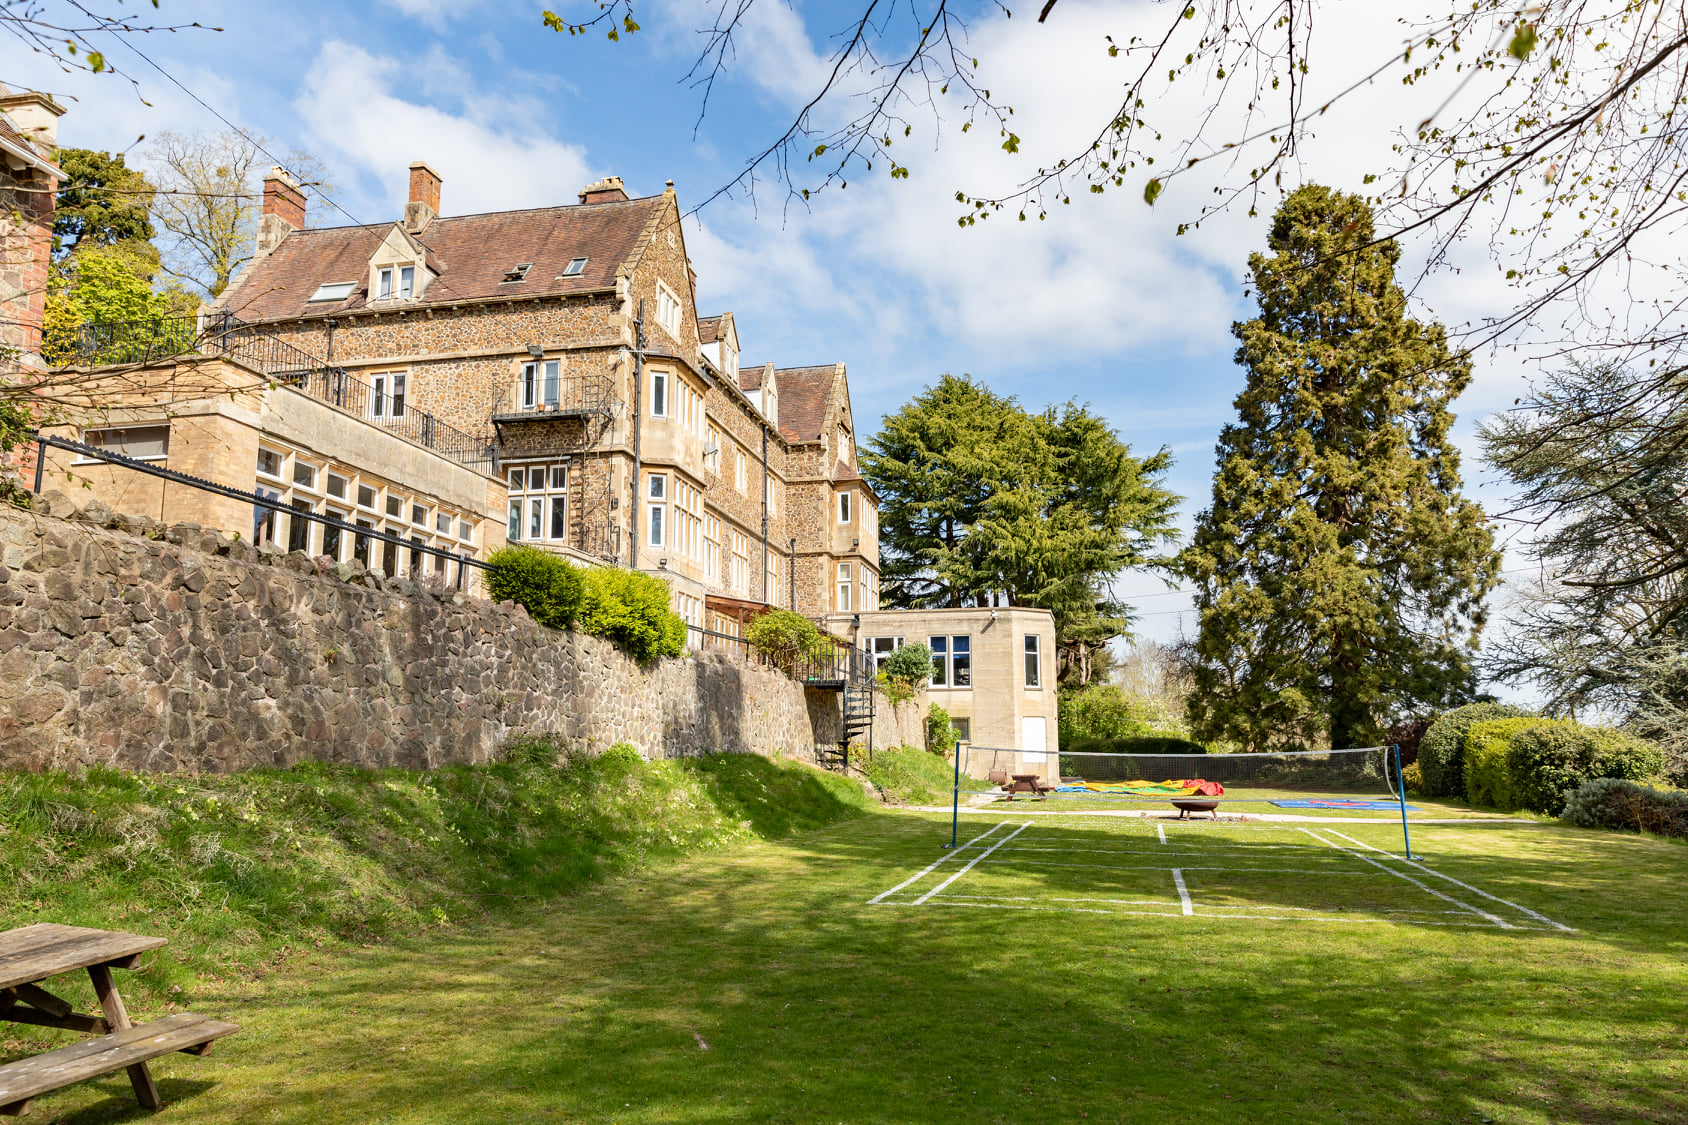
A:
[577,566,688,663]
[1505,725,1666,815]
[1065,735,1207,756]
[486,545,583,628]
[1464,717,1565,811]
[1418,703,1533,798]
[1560,778,1688,839]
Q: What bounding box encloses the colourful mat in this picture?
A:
[1270,799,1421,810]
[1053,779,1226,797]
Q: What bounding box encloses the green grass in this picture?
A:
[856,745,988,805]
[969,786,1520,819]
[6,780,1688,1123]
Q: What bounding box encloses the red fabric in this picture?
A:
[1181,779,1226,797]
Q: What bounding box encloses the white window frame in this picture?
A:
[656,281,682,338]
[508,500,522,541]
[735,448,746,493]
[650,370,667,418]
[78,425,170,464]
[377,267,394,300]
[398,265,414,299]
[838,490,852,524]
[256,446,284,480]
[648,473,667,547]
[372,372,406,419]
[1024,634,1042,689]
[837,561,852,613]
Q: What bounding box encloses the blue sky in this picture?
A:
[4,0,1547,684]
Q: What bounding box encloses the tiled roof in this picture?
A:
[219,195,668,322]
[737,364,764,393]
[768,364,838,443]
[834,460,860,481]
[697,315,721,344]
[0,111,60,176]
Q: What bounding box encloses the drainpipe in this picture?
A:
[788,536,796,611]
[760,420,770,604]
[629,298,645,571]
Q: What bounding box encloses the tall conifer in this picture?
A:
[1180,185,1501,751]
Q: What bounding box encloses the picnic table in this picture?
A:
[1003,773,1052,801]
[0,924,238,1116]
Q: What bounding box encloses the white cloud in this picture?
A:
[296,41,595,220]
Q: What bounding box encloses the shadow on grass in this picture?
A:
[38,811,1675,1125]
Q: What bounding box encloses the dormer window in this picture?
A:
[560,257,588,278]
[310,281,355,302]
[504,263,533,283]
[376,266,415,300]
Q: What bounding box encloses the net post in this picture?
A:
[1394,742,1414,860]
[945,740,966,849]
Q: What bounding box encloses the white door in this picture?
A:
[1020,716,1048,775]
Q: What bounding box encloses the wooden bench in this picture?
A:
[1002,773,1052,801]
[0,924,239,1116]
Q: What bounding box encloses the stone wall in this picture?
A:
[0,501,821,774]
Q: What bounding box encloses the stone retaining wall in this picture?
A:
[0,498,820,773]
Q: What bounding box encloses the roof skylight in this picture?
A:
[503,263,533,283]
[560,257,588,277]
[308,281,356,302]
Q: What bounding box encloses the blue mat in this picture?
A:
[1271,799,1421,810]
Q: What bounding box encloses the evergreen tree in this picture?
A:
[1180,185,1501,751]
[53,148,156,257]
[863,374,1178,685]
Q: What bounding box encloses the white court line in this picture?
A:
[914,823,1034,904]
[1171,869,1193,915]
[871,891,1546,918]
[994,845,1327,858]
[1299,829,1514,929]
[905,893,1479,916]
[1320,828,1576,933]
[866,822,1005,905]
[1157,824,1168,845]
[963,858,1381,876]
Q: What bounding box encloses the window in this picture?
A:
[704,515,720,580]
[767,554,778,604]
[436,512,452,534]
[952,717,971,743]
[354,519,373,566]
[382,536,398,578]
[724,345,738,381]
[459,520,473,542]
[521,361,561,410]
[412,504,427,526]
[529,467,545,491]
[1024,634,1042,688]
[529,498,543,540]
[521,364,537,410]
[651,371,667,417]
[560,257,588,277]
[704,425,720,473]
[309,281,355,302]
[288,499,313,554]
[930,635,971,688]
[290,461,316,490]
[735,447,746,493]
[508,500,522,541]
[550,465,566,490]
[550,496,567,540]
[866,637,904,674]
[409,536,423,574]
[323,511,345,561]
[378,268,393,299]
[503,262,532,283]
[543,360,559,408]
[509,468,524,492]
[327,473,347,500]
[254,487,281,543]
[398,265,414,298]
[385,495,404,518]
[836,562,852,612]
[372,373,406,419]
[838,490,853,524]
[648,474,667,547]
[81,425,169,462]
[256,448,283,478]
[730,531,748,594]
[357,484,377,510]
[656,281,681,337]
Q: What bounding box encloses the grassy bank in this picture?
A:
[855,745,991,805]
[0,745,868,1007]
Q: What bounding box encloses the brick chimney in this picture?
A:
[255,167,304,255]
[579,175,629,205]
[405,161,442,233]
[0,88,66,156]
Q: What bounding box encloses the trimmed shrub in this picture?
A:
[881,643,934,691]
[577,567,687,663]
[1066,735,1207,756]
[1463,717,1559,810]
[1506,725,1667,815]
[1401,760,1424,794]
[1560,777,1688,839]
[927,703,958,757]
[487,545,583,628]
[745,609,832,674]
[1418,703,1533,797]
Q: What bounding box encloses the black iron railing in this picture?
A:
[51,313,497,476]
[684,623,875,688]
[492,373,615,421]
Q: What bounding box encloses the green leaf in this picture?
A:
[1143,178,1163,206]
[1001,133,1021,154]
[1508,24,1538,61]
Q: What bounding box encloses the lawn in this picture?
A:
[961,787,1517,819]
[12,802,1687,1124]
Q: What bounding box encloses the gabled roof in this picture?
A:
[219,195,668,322]
[697,315,722,345]
[0,111,59,178]
[766,364,840,443]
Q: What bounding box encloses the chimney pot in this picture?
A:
[578,175,629,205]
